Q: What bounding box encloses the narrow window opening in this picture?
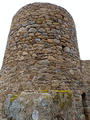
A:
[82,93,86,107]
[81,93,88,119]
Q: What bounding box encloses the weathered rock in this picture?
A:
[22,51,28,56]
[53,39,60,44]
[47,39,53,43]
[63,47,70,53]
[4,90,74,120]
[23,44,29,48]
[35,38,41,43]
[29,28,37,33]
[48,55,55,61]
[38,28,45,33]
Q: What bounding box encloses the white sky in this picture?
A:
[0,0,90,69]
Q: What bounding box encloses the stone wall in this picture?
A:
[81,60,90,120]
[0,2,89,120]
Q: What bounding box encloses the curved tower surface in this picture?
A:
[0,3,89,120]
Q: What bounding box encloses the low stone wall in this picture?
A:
[4,90,74,120]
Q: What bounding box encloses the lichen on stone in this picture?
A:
[10,93,20,102]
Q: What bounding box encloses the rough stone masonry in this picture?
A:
[0,2,90,120]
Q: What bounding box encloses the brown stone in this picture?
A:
[22,51,28,55]
[47,39,53,43]
[29,33,34,36]
[18,56,24,60]
[48,55,55,61]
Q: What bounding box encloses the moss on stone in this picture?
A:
[41,90,49,93]
[10,93,20,102]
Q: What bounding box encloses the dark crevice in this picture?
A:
[81,93,88,120]
[82,93,87,107]
[62,45,66,50]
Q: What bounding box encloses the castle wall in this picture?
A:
[81,60,90,120]
[0,3,89,120]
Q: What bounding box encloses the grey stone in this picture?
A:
[70,48,74,55]
[64,47,70,53]
[22,23,29,27]
[56,68,62,73]
[32,24,40,28]
[24,33,29,38]
[9,100,21,120]
[53,39,60,44]
[58,19,62,24]
[23,44,29,48]
[0,103,2,111]
[12,41,16,47]
[53,17,58,22]
[29,21,35,25]
[29,28,37,33]
[80,114,85,120]
[69,69,74,75]
[55,35,61,40]
[42,33,48,36]
[45,15,50,19]
[43,42,50,48]
[38,28,45,33]
[32,110,39,120]
[9,31,14,36]
[4,95,24,120]
[46,21,52,25]
[35,38,41,43]
[38,59,50,65]
[23,21,35,27]
[51,29,57,34]
[6,42,10,49]
[51,29,60,34]
[4,94,12,116]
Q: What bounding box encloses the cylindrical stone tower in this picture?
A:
[0,3,85,120]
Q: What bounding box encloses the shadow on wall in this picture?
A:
[81,93,88,120]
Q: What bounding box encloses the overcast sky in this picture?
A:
[0,0,90,69]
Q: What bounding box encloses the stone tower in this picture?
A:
[0,3,89,120]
